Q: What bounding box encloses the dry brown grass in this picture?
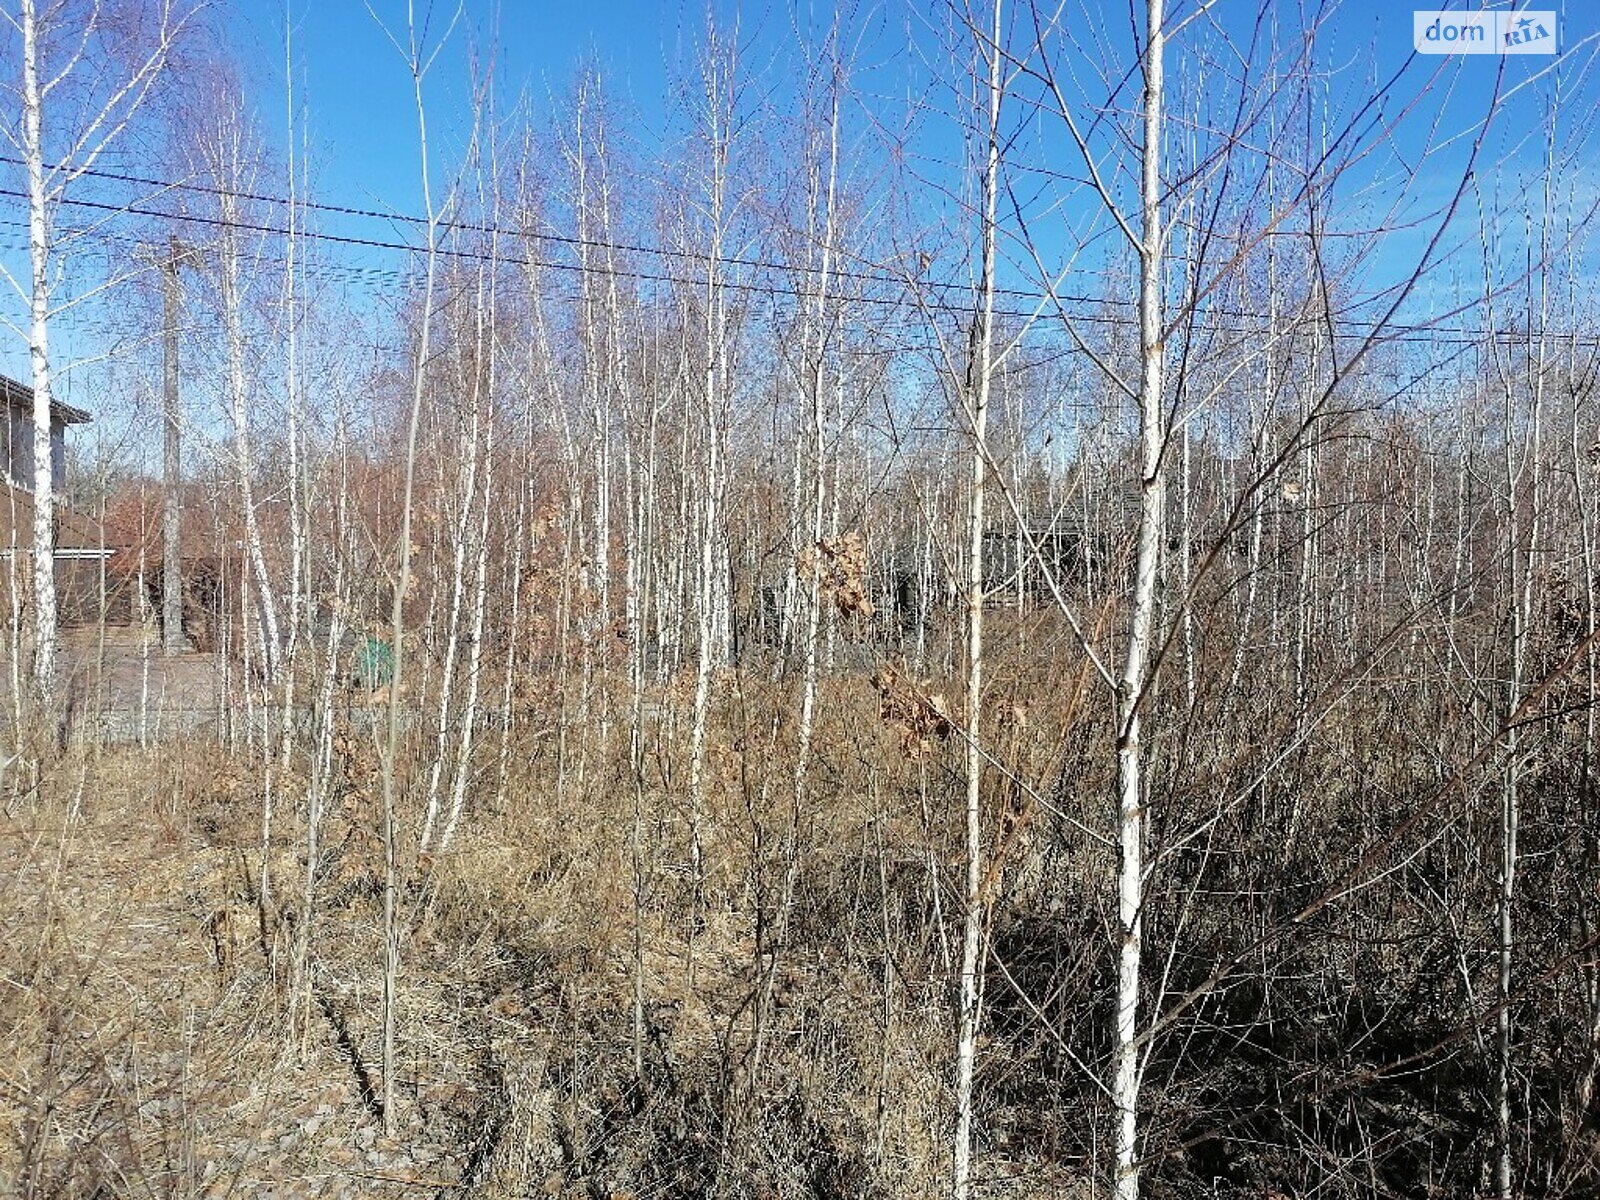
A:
[0,747,502,1198]
[0,663,1112,1199]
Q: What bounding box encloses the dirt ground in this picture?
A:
[59,625,228,715]
[0,626,230,743]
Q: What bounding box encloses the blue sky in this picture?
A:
[230,1,1593,193]
[222,0,1598,300]
[5,0,1598,407]
[236,0,694,217]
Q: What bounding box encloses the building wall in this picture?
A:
[2,404,68,493]
[0,380,107,627]
[0,481,103,551]
[1,401,24,486]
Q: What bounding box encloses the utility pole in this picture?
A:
[161,236,187,654]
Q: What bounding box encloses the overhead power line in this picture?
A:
[3,156,1597,350]
[0,184,1049,325]
[3,152,1050,304]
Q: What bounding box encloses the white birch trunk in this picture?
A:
[379,16,452,1133]
[437,266,499,854]
[418,324,483,857]
[162,239,186,655]
[219,185,282,681]
[686,42,735,923]
[1113,5,1166,1197]
[21,0,58,709]
[954,3,1003,1193]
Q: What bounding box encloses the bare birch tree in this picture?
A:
[373,0,461,1135]
[7,0,192,709]
[953,3,1004,1195]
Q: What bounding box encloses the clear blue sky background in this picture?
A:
[6,1,1598,405]
[226,0,1599,302]
[237,0,698,217]
[237,1,1592,209]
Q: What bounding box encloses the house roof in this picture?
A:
[0,373,91,425]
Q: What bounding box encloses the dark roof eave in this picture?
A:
[0,373,91,424]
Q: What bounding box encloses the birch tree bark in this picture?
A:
[215,172,282,681]
[20,0,58,705]
[161,236,186,654]
[684,27,739,935]
[13,0,191,711]
[953,4,1003,1195]
[376,0,460,1135]
[1113,4,1166,1197]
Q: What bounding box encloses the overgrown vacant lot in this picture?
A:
[6,653,1600,1198]
[6,0,1600,1197]
[1,704,967,1200]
